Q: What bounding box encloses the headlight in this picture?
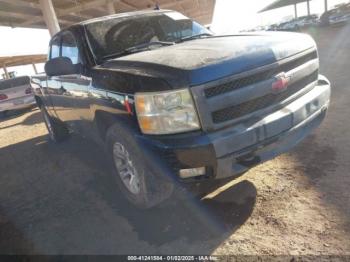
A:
[135,89,200,135]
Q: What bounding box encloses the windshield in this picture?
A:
[84,11,211,61]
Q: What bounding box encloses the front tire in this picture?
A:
[106,124,174,209]
[40,106,69,142]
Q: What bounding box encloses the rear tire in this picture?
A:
[40,106,69,142]
[106,123,174,209]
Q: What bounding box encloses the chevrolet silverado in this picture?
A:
[31,10,331,208]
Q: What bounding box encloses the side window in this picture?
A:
[61,32,80,64]
[50,36,60,59]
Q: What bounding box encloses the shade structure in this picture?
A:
[259,0,312,13]
[0,54,46,79]
[0,54,46,68]
[0,0,216,31]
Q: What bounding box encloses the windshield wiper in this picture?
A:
[125,41,175,52]
[101,50,134,60]
[101,41,175,60]
[177,33,213,43]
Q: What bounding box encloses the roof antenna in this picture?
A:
[154,3,160,10]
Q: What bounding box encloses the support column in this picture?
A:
[39,0,60,36]
[294,4,298,18]
[307,0,310,16]
[325,0,328,12]
[106,0,115,15]
[32,62,38,75]
[3,65,9,79]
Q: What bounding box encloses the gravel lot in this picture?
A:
[0,24,350,256]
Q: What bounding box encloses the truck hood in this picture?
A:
[101,32,316,87]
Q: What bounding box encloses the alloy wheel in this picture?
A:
[113,142,141,195]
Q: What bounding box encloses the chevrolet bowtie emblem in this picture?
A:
[272,72,291,93]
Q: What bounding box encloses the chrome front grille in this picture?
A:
[212,70,318,123]
[191,49,319,131]
[204,50,318,98]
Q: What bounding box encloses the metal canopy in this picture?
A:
[0,0,216,30]
[0,54,46,79]
[0,54,46,68]
[259,0,311,12]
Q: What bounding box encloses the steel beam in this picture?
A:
[32,62,38,75]
[0,0,39,9]
[106,0,116,15]
[2,64,9,79]
[39,0,60,36]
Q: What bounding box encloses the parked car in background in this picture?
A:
[320,3,350,26]
[254,25,269,31]
[298,14,320,27]
[277,21,290,31]
[278,20,300,31]
[329,12,350,25]
[267,24,279,31]
[321,9,337,26]
[277,15,319,31]
[0,76,35,117]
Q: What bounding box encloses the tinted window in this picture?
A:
[50,36,60,59]
[0,76,30,90]
[85,12,211,61]
[61,32,80,64]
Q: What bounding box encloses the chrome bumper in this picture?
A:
[211,75,331,178]
[0,95,36,112]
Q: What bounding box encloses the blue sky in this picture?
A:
[0,0,348,77]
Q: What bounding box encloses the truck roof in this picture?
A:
[79,9,172,26]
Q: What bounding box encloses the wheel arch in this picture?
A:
[94,110,139,141]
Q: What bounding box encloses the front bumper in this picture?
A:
[0,95,36,112]
[142,75,331,181]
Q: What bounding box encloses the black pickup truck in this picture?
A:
[31,10,331,208]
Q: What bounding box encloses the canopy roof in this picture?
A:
[0,54,46,67]
[0,0,215,29]
[259,0,311,12]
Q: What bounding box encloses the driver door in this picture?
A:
[57,31,92,135]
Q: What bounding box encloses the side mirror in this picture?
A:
[45,57,78,77]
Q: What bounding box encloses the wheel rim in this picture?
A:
[42,109,55,140]
[113,142,141,195]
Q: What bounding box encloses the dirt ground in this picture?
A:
[0,24,350,256]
